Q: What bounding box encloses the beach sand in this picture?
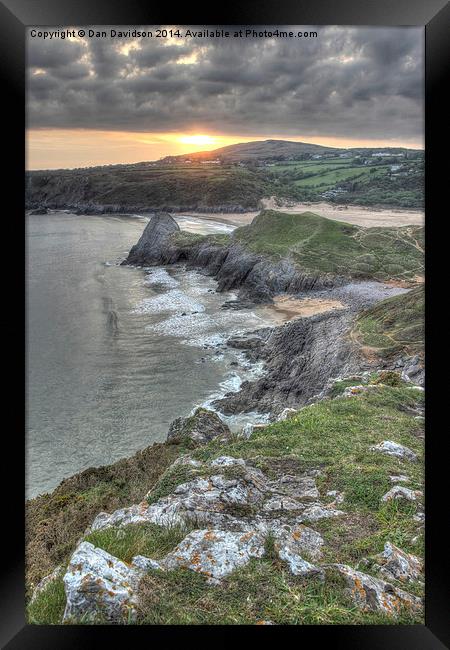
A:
[182,200,424,229]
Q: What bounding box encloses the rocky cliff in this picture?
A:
[122,212,343,304]
[25,210,425,626]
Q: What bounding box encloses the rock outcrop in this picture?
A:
[325,564,422,616]
[156,528,266,583]
[123,212,180,266]
[370,441,418,462]
[381,485,423,503]
[89,456,343,535]
[57,450,422,623]
[166,408,232,446]
[63,542,143,623]
[214,309,361,414]
[373,543,423,584]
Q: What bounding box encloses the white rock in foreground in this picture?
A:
[370,440,418,462]
[381,485,423,503]
[275,524,324,578]
[63,542,143,623]
[326,564,422,616]
[375,542,423,584]
[161,528,266,582]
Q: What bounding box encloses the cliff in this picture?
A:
[27,376,425,625]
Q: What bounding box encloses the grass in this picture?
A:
[232,210,424,280]
[135,560,420,625]
[27,576,67,625]
[26,442,180,595]
[354,286,424,358]
[293,166,386,189]
[27,380,424,625]
[85,522,193,563]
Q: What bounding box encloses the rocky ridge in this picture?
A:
[58,444,423,623]
[28,376,425,625]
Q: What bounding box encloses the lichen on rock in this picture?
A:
[370,440,418,462]
[325,563,422,616]
[63,542,143,623]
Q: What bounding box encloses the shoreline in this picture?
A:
[28,200,425,229]
[180,201,424,228]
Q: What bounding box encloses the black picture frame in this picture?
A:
[1,0,448,646]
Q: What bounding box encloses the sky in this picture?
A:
[26,26,424,169]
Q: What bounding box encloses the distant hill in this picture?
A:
[26,139,424,212]
[159,139,421,164]
[161,140,338,163]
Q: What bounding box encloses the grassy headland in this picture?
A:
[27,378,424,625]
[231,210,424,281]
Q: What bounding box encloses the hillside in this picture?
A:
[26,140,424,212]
[232,210,424,281]
[161,139,337,163]
[27,377,424,625]
[354,286,424,360]
[160,139,419,164]
[25,163,272,212]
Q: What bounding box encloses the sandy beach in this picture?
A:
[182,200,424,229]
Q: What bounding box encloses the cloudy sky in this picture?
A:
[26,26,424,169]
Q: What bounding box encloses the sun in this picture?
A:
[178,134,218,146]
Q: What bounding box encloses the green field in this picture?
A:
[26,143,424,211]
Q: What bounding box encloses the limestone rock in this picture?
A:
[276,408,298,421]
[326,490,345,504]
[90,456,344,537]
[166,408,232,446]
[374,543,423,584]
[161,528,266,582]
[389,475,410,483]
[381,486,423,503]
[209,456,246,468]
[301,503,345,522]
[326,564,422,617]
[370,440,418,462]
[63,542,143,623]
[123,212,179,265]
[131,556,162,572]
[274,524,324,575]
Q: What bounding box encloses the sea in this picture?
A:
[26,211,278,498]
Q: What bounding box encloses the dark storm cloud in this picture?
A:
[26,26,424,141]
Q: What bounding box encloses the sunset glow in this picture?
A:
[178,135,218,146]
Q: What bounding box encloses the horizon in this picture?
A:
[26,133,424,171]
[26,26,424,170]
